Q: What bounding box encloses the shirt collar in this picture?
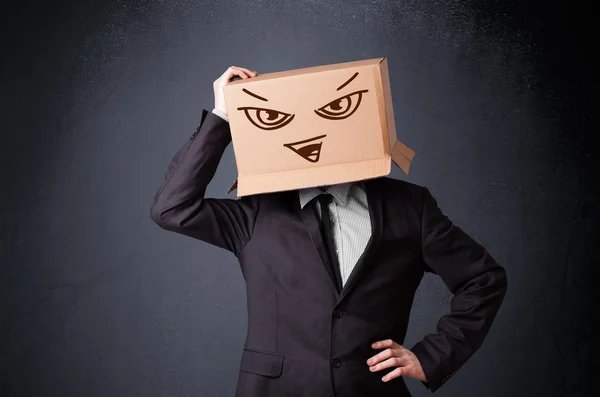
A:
[298,182,355,209]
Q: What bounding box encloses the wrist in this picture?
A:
[213,103,227,115]
[212,108,229,122]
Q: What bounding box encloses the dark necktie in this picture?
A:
[316,194,343,293]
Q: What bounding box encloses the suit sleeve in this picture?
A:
[410,187,508,392]
[150,109,259,256]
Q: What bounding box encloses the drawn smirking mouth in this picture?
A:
[283,135,327,163]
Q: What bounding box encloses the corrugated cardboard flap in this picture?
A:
[226,179,238,195]
[391,140,415,175]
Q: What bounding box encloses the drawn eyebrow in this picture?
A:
[336,72,359,91]
[242,88,268,102]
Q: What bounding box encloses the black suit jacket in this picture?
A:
[150,109,508,397]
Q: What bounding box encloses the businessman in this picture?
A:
[150,66,508,397]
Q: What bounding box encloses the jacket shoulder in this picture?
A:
[373,177,428,214]
[378,176,425,196]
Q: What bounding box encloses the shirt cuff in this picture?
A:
[212,108,229,122]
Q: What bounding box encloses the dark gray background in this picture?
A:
[1,0,596,396]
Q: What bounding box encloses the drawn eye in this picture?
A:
[314,89,369,120]
[237,107,295,130]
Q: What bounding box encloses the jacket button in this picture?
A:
[333,310,343,318]
[330,359,341,368]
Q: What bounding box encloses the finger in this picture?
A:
[218,67,249,84]
[220,66,236,80]
[369,356,407,373]
[229,66,255,79]
[367,348,395,365]
[371,339,395,349]
[382,367,404,382]
[374,340,408,357]
[231,66,257,76]
[229,68,250,80]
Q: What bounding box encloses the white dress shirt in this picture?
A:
[298,182,371,287]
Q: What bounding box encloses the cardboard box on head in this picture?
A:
[223,57,415,196]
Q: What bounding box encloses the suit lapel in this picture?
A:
[337,178,383,303]
[298,197,341,296]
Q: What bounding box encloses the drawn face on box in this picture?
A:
[227,68,387,175]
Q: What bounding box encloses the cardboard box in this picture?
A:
[223,57,415,196]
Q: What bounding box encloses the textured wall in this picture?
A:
[1,1,595,396]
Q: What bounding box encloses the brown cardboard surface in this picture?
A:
[223,57,414,196]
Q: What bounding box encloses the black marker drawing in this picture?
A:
[283,135,327,163]
[237,71,368,162]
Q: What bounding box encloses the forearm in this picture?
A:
[411,186,508,392]
[412,262,507,391]
[150,109,231,232]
